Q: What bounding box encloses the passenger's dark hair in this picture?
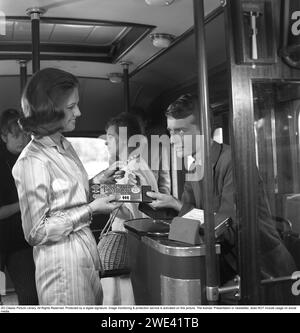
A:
[19,67,79,136]
[165,93,199,120]
[105,112,145,138]
[0,108,23,137]
[165,93,214,133]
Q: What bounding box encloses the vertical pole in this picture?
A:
[224,0,260,304]
[121,62,131,113]
[19,60,27,95]
[193,0,219,304]
[31,12,40,73]
[26,8,44,73]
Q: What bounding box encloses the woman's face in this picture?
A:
[106,125,119,162]
[60,88,81,132]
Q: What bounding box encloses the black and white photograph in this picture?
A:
[0,0,300,323]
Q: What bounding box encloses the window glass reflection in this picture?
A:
[253,81,300,234]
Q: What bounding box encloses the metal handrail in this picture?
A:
[261,275,299,285]
[193,0,219,304]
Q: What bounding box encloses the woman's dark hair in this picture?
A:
[105,112,145,138]
[0,108,23,137]
[19,67,79,136]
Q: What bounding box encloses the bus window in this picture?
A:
[67,137,109,179]
[213,127,223,144]
[253,81,300,234]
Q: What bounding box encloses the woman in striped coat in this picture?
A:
[13,68,121,305]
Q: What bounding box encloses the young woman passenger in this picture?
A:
[0,109,38,305]
[101,112,159,305]
[130,106,171,195]
[12,67,121,305]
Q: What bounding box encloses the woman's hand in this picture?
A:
[89,194,121,214]
[91,162,125,184]
[128,172,140,185]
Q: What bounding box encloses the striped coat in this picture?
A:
[12,135,102,305]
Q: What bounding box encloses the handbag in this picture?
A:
[97,207,130,277]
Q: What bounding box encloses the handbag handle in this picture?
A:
[100,206,121,237]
